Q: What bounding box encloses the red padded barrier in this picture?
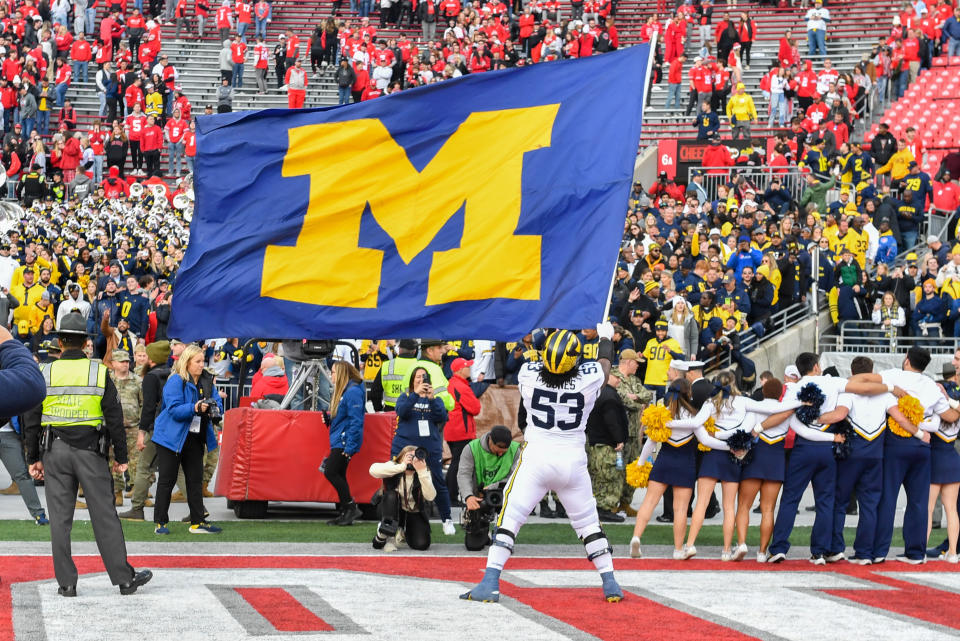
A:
[214,409,396,505]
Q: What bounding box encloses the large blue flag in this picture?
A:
[169,45,650,341]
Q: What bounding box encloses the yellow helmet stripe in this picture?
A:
[556,330,572,371]
[546,330,562,372]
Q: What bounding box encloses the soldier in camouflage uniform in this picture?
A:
[585,374,629,522]
[612,349,654,515]
[108,350,143,506]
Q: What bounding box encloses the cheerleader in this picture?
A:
[928,412,960,563]
[670,371,802,561]
[732,377,800,561]
[629,378,731,560]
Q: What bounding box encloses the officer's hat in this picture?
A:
[57,313,90,337]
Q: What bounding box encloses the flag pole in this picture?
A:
[601,256,620,323]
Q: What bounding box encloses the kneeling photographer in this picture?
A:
[369,446,436,551]
[457,425,520,551]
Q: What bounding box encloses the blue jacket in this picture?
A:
[0,340,46,418]
[726,249,763,281]
[328,381,365,455]
[393,391,448,454]
[916,294,947,324]
[943,15,960,41]
[876,233,898,265]
[696,110,720,139]
[151,372,221,454]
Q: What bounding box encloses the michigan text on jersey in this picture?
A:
[259,105,561,308]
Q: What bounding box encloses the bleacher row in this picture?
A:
[48,0,950,180]
[866,56,960,175]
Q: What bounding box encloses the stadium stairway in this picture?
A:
[634,0,891,148]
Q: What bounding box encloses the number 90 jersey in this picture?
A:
[518,361,605,448]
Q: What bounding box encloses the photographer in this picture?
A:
[392,367,453,534]
[456,425,520,550]
[369,446,436,551]
[323,360,366,526]
[151,344,223,535]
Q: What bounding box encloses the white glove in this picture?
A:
[597,321,614,341]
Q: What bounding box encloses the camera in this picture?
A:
[479,487,503,511]
[421,371,431,386]
[463,487,504,551]
[201,397,222,423]
[406,446,429,470]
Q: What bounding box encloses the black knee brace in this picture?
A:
[582,530,613,561]
[493,527,516,553]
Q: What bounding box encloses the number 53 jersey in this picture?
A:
[518,361,605,449]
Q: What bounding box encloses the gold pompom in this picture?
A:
[699,417,717,451]
[642,404,673,443]
[626,459,653,488]
[887,395,924,438]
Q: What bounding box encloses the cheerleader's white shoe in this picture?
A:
[732,542,748,561]
[720,550,732,562]
[629,536,642,559]
[672,548,686,560]
[941,553,959,564]
[756,551,770,563]
[682,545,697,560]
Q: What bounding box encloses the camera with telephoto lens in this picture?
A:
[201,397,222,424]
[479,487,504,511]
[463,486,504,550]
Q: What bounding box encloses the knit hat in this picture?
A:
[146,340,171,365]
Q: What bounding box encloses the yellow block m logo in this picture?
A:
[261,105,560,308]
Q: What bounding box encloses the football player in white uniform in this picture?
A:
[461,323,624,603]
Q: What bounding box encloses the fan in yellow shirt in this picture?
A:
[641,320,684,394]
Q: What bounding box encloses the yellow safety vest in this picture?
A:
[40,359,107,428]
[381,356,417,409]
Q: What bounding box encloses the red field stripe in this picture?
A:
[233,587,334,632]
[507,586,761,641]
[824,573,960,631]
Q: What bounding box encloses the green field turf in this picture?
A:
[0,520,904,547]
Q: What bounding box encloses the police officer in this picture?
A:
[378,339,419,410]
[24,313,152,597]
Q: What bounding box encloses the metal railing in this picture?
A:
[928,207,958,244]
[819,319,960,354]
[702,300,815,373]
[215,379,253,410]
[698,166,806,203]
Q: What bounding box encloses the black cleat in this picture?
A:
[57,585,76,597]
